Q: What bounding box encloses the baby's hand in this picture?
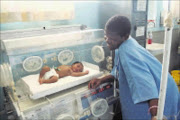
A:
[84,70,89,74]
[39,78,44,85]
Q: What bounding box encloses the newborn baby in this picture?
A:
[39,61,89,84]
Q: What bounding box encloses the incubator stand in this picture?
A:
[0,27,119,120]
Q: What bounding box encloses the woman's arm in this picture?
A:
[88,75,114,89]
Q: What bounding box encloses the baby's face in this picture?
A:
[72,63,83,72]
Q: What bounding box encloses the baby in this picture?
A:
[39,61,89,84]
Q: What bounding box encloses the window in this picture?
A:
[1,1,75,23]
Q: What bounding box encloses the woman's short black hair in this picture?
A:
[105,15,131,37]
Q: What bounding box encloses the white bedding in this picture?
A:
[21,63,103,100]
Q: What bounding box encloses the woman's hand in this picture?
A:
[88,75,115,89]
[88,78,102,89]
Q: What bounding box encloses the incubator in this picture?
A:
[0,26,118,120]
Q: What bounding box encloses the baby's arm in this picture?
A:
[71,70,89,77]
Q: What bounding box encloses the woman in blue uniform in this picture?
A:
[88,15,179,120]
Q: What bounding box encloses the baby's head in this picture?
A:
[71,61,84,72]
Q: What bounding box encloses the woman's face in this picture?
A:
[72,63,83,72]
[104,30,126,50]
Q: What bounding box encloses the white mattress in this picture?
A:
[21,62,103,100]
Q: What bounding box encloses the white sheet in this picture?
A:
[21,64,103,100]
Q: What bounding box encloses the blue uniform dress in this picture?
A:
[111,37,179,119]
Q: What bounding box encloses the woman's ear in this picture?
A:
[123,34,129,40]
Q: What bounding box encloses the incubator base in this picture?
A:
[7,82,119,120]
